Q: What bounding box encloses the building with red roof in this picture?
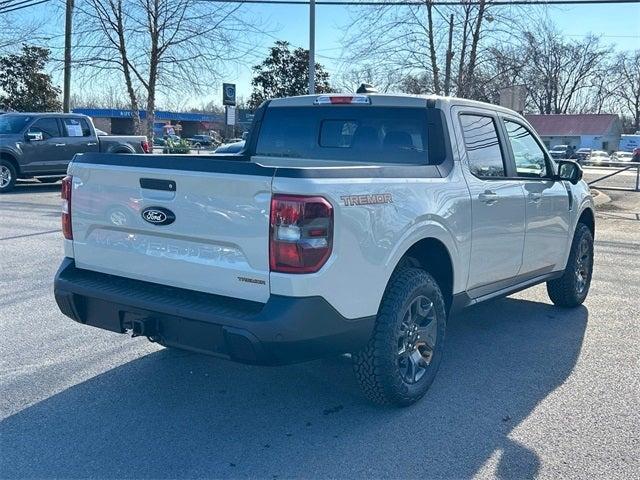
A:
[524,114,622,152]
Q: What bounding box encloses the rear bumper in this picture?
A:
[54,258,375,365]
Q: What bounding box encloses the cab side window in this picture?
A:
[503,120,548,178]
[29,118,61,140]
[460,114,506,178]
[63,118,91,137]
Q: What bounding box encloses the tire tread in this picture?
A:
[547,223,593,307]
[353,268,446,406]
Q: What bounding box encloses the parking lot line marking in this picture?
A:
[0,229,60,241]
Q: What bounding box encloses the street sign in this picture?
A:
[226,106,236,126]
[223,83,236,106]
[499,85,526,113]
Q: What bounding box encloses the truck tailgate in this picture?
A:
[68,154,274,303]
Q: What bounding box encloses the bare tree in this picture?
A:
[339,1,521,99]
[69,86,131,110]
[521,22,612,114]
[611,50,640,132]
[73,0,259,138]
[0,14,44,54]
[336,63,404,93]
[461,43,527,104]
[456,0,486,97]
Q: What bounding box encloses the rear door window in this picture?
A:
[255,106,430,164]
[459,114,506,178]
[63,118,92,137]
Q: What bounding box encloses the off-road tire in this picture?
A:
[547,223,594,307]
[352,268,447,406]
[1,159,17,193]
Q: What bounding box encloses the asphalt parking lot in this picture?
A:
[1,178,638,479]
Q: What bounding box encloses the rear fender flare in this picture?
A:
[384,219,462,294]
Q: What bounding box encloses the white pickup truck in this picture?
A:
[54,94,595,406]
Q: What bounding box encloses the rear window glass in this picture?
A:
[255,106,431,164]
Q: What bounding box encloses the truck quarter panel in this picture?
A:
[269,166,472,320]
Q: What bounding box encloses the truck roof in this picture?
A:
[268,93,521,116]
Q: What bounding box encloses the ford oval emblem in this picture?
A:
[141,207,175,226]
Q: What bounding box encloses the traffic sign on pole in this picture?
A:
[223,83,236,106]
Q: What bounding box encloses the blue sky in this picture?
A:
[8,1,640,107]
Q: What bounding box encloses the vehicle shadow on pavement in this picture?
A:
[1,297,588,479]
[7,182,61,194]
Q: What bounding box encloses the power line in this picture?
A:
[0,0,640,13]
[193,0,640,5]
[2,0,636,13]
[0,0,49,14]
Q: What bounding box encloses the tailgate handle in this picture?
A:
[140,178,176,191]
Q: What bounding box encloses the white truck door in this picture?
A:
[455,109,526,293]
[500,117,571,274]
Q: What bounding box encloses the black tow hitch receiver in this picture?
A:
[127,317,158,338]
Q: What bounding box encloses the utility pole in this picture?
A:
[308,0,315,94]
[62,0,74,112]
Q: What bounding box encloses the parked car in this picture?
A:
[610,151,634,162]
[549,144,572,159]
[54,93,594,406]
[0,113,150,193]
[587,150,610,164]
[187,134,215,147]
[574,148,592,163]
[214,140,245,154]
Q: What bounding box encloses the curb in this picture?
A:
[590,188,611,207]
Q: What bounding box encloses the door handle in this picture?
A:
[87,142,98,146]
[529,193,542,203]
[55,143,66,147]
[478,191,499,205]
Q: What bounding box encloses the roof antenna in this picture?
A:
[356,83,377,94]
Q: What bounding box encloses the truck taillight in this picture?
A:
[270,194,333,274]
[61,175,73,240]
[141,140,151,153]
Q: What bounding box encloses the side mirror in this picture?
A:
[25,131,43,142]
[556,160,583,185]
